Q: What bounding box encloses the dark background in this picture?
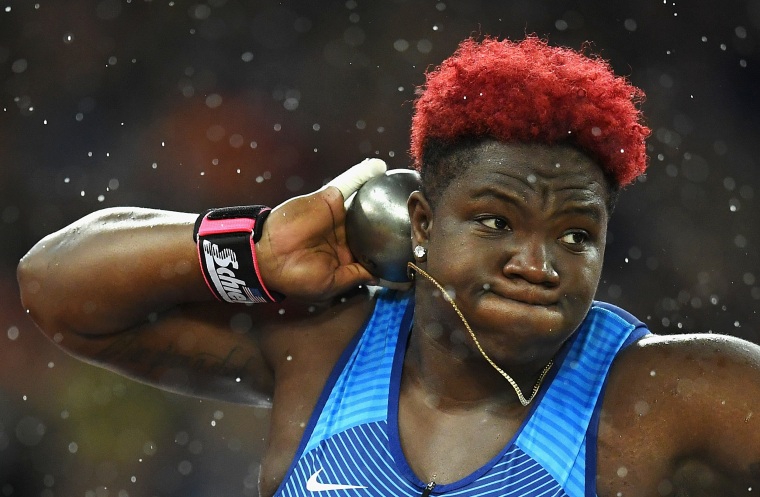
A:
[1,0,758,495]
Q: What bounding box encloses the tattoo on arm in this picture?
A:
[94,333,257,379]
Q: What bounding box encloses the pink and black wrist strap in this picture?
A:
[193,205,284,304]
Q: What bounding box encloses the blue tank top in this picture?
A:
[274,290,649,496]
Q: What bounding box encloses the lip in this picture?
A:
[484,285,559,307]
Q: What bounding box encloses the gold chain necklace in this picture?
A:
[407,262,554,407]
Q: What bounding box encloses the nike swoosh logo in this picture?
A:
[306,468,367,492]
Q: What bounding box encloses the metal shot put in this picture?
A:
[345,169,421,287]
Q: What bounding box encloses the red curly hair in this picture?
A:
[410,36,650,188]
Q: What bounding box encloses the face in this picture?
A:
[409,141,611,365]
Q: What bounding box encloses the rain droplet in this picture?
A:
[7,326,19,340]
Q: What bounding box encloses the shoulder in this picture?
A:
[600,328,760,457]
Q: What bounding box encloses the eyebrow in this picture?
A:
[471,187,606,223]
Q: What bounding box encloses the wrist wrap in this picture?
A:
[193,205,284,303]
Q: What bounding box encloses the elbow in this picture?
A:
[18,244,44,316]
[17,233,72,342]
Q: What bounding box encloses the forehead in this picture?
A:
[443,141,611,205]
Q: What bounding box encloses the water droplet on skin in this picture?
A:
[634,400,650,416]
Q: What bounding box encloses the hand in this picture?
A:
[256,158,387,301]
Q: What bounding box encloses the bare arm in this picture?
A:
[598,333,760,496]
[17,160,385,405]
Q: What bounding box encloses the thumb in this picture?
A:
[326,158,387,200]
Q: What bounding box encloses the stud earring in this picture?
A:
[413,245,427,259]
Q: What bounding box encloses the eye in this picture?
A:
[559,230,588,246]
[478,217,510,230]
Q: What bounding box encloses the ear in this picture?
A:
[408,191,432,245]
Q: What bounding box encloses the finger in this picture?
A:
[330,263,377,294]
[326,158,387,200]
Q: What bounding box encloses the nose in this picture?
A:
[502,236,559,286]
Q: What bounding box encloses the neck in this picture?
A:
[404,319,555,409]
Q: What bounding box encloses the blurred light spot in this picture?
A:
[435,2,446,11]
[188,440,203,454]
[231,312,252,333]
[175,431,189,445]
[634,400,650,416]
[7,326,19,340]
[206,124,225,141]
[555,19,568,31]
[241,51,254,62]
[344,26,365,46]
[735,26,747,39]
[11,59,27,74]
[283,97,299,110]
[659,74,674,88]
[417,39,433,53]
[393,39,409,52]
[68,442,78,453]
[624,18,637,31]
[734,234,747,248]
[205,93,222,108]
[286,176,304,192]
[349,13,360,23]
[189,4,211,20]
[658,479,674,495]
[15,416,46,446]
[608,284,622,299]
[63,32,74,44]
[178,460,192,475]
